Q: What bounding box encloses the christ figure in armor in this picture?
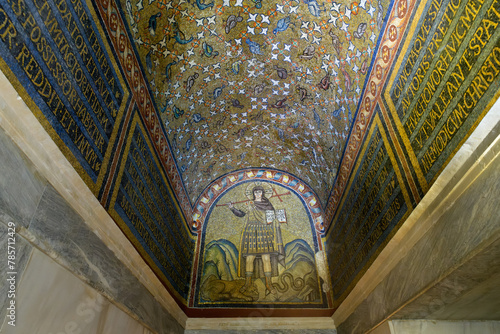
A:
[228,185,285,295]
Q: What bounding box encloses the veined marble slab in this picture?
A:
[0,222,33,327]
[185,331,336,334]
[390,320,500,334]
[0,128,46,228]
[0,250,148,333]
[186,317,336,330]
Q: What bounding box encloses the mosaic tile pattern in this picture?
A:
[0,0,498,314]
[120,0,390,205]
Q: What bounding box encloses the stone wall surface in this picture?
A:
[390,320,500,334]
[0,127,183,334]
[185,330,337,334]
[337,134,500,334]
[0,249,151,333]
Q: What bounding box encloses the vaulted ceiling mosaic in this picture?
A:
[123,0,390,205]
[0,0,499,318]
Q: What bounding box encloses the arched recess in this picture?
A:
[191,168,324,233]
[188,168,332,309]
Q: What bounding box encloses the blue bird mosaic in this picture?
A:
[172,22,193,45]
[147,12,161,36]
[273,16,295,35]
[212,85,225,99]
[191,0,214,10]
[303,0,326,17]
[160,100,169,113]
[202,42,219,58]
[192,113,205,123]
[228,60,242,75]
[250,0,262,9]
[332,106,343,118]
[173,106,184,119]
[164,61,177,83]
[245,38,264,55]
[185,136,193,151]
[313,109,323,128]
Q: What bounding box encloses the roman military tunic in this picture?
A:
[230,198,285,278]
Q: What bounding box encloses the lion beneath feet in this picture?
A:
[201,275,259,302]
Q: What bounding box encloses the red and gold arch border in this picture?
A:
[95,0,192,219]
[191,168,325,234]
[325,0,415,227]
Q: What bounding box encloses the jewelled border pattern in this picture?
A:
[191,168,325,233]
[93,0,193,219]
[324,0,415,228]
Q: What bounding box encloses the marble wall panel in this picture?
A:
[185,330,336,334]
[27,184,86,265]
[0,128,46,228]
[390,320,500,334]
[369,321,392,334]
[423,272,500,320]
[0,250,148,333]
[0,222,33,327]
[0,124,183,333]
[98,302,153,334]
[26,184,184,334]
[27,184,134,293]
[337,145,500,333]
[368,320,500,334]
[394,238,500,320]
